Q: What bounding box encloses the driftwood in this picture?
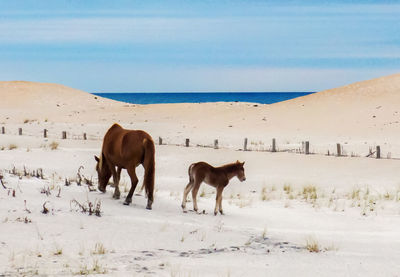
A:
[42,201,50,214]
[366,151,376,158]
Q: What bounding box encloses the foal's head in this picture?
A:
[94,154,112,193]
[234,160,246,182]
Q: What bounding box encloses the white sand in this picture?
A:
[1,74,400,276]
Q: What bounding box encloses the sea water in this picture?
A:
[93,92,313,105]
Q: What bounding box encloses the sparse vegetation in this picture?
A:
[76,259,107,275]
[70,199,102,217]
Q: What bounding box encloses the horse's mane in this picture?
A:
[98,152,104,170]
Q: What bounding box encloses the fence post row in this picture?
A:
[0,127,393,160]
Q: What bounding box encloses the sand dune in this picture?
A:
[1,73,399,153]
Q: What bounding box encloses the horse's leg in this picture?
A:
[124,167,138,205]
[181,182,194,210]
[215,185,224,216]
[112,167,122,199]
[218,185,225,215]
[191,180,201,212]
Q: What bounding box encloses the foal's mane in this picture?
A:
[220,162,242,173]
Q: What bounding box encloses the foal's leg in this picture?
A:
[124,167,138,205]
[181,182,194,210]
[191,180,201,212]
[112,167,122,199]
[214,185,224,215]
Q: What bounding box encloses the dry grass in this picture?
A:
[302,185,317,202]
[8,144,17,150]
[283,184,293,194]
[92,242,106,255]
[53,246,63,256]
[260,186,269,201]
[305,236,320,253]
[49,141,59,150]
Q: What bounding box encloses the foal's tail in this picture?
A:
[143,138,155,203]
[188,163,195,183]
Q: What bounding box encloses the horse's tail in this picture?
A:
[143,137,155,204]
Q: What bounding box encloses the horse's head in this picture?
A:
[94,154,111,193]
[235,160,246,182]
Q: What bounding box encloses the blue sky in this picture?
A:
[0,0,399,92]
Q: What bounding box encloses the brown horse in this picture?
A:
[94,123,155,209]
[181,160,246,215]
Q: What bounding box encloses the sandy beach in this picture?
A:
[1,74,400,276]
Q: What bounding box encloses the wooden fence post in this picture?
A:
[158,137,162,145]
[272,138,276,152]
[83,133,87,140]
[62,131,67,139]
[185,138,189,147]
[1,126,4,134]
[305,141,310,155]
[43,129,47,138]
[376,146,381,159]
[18,128,22,136]
[336,143,341,157]
[244,138,248,151]
[214,139,219,149]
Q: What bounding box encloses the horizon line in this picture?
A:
[92,91,316,94]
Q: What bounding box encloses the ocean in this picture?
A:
[92,92,313,105]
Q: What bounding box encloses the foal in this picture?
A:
[181,160,246,215]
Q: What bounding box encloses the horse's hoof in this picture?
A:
[123,198,131,205]
[146,205,152,210]
[214,211,218,216]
